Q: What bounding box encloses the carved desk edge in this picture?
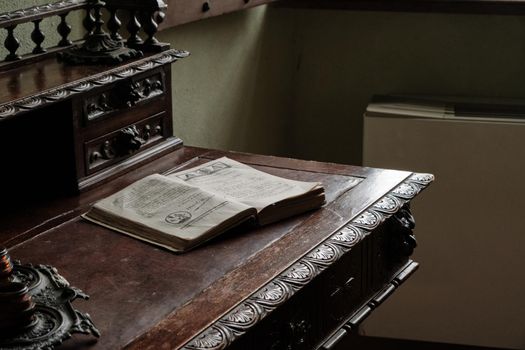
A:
[129,172,434,350]
[0,49,189,122]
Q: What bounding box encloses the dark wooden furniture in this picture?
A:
[2,146,433,350]
[0,2,433,349]
[0,48,188,201]
[0,0,189,195]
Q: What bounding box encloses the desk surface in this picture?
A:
[3,147,432,349]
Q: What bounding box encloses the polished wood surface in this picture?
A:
[0,56,104,105]
[278,0,525,15]
[4,147,423,349]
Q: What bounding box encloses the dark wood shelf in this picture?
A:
[277,0,525,15]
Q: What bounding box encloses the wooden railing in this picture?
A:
[0,0,89,64]
[0,0,169,68]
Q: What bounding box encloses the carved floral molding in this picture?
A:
[0,49,189,121]
[181,173,434,350]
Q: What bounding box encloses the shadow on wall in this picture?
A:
[289,10,525,165]
[162,7,525,349]
[158,6,298,157]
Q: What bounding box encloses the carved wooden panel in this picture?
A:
[0,49,187,122]
[179,173,434,350]
[225,241,363,350]
[85,112,167,173]
[83,70,165,123]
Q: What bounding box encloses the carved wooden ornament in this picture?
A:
[181,173,434,350]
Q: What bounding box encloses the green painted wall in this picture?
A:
[157,6,297,156]
[290,10,525,164]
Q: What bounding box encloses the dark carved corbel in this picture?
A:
[391,204,417,258]
[115,125,145,155]
[112,80,140,109]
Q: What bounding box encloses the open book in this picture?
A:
[83,157,325,252]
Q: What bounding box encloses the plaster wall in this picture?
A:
[157,6,297,156]
[288,10,525,349]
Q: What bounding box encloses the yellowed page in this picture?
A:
[90,174,252,241]
[168,157,322,212]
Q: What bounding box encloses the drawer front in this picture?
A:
[82,68,166,124]
[85,112,168,174]
[228,243,363,350]
[369,205,417,293]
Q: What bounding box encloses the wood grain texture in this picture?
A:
[277,0,525,15]
[0,147,208,248]
[0,49,188,121]
[4,147,433,349]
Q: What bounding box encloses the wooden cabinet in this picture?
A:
[70,63,179,190]
[0,50,187,195]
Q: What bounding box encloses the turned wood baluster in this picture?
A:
[127,11,143,46]
[142,11,161,46]
[31,19,46,54]
[58,12,73,47]
[92,0,105,36]
[83,8,96,38]
[4,25,21,61]
[107,8,122,41]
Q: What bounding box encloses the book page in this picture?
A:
[168,157,322,211]
[92,174,252,241]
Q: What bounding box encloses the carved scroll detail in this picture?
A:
[0,260,100,349]
[87,116,164,170]
[0,49,189,122]
[180,173,434,350]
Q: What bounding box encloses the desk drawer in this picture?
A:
[369,205,417,293]
[70,63,180,191]
[82,68,166,125]
[228,243,363,350]
[84,112,169,174]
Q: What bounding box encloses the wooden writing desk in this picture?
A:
[2,147,432,350]
[0,3,432,348]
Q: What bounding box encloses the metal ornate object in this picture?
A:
[181,173,434,350]
[0,249,100,350]
[59,0,142,64]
